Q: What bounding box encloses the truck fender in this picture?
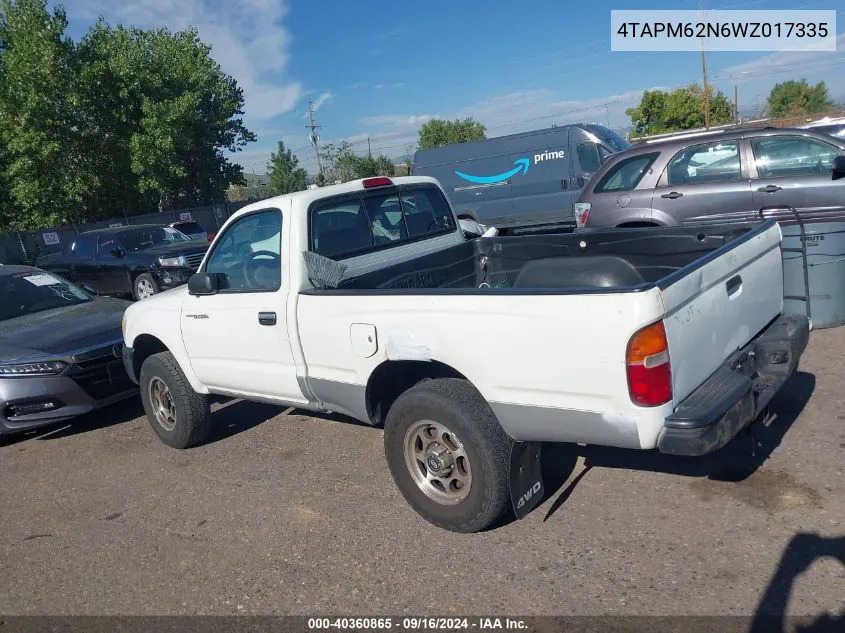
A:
[509,441,544,520]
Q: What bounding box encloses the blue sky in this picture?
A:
[59,0,844,175]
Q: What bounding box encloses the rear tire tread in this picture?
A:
[384,377,512,533]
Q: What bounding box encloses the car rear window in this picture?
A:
[175,221,204,233]
[594,153,658,193]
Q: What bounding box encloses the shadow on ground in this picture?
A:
[539,371,816,523]
[751,532,844,633]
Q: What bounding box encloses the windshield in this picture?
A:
[0,271,90,321]
[119,226,190,252]
[585,124,632,152]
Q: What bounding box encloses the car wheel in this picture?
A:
[139,351,211,449]
[134,273,159,300]
[383,378,513,533]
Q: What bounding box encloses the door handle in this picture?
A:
[661,191,683,199]
[757,184,782,193]
[726,275,742,297]
[258,311,277,326]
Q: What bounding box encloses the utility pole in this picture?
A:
[306,100,323,180]
[734,84,740,125]
[367,137,372,159]
[699,2,710,129]
[605,103,610,127]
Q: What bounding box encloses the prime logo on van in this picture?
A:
[454,151,565,185]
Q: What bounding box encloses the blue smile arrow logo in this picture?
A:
[455,157,530,185]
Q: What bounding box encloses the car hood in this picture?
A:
[132,242,209,258]
[0,297,130,363]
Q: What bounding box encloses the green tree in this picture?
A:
[627,84,733,136]
[267,141,307,195]
[0,0,92,229]
[767,79,834,119]
[76,22,256,214]
[418,116,486,150]
[626,90,667,136]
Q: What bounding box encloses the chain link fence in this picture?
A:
[0,201,254,265]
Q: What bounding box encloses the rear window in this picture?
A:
[175,221,204,233]
[594,153,658,193]
[310,186,457,259]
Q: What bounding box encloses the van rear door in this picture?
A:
[660,222,785,406]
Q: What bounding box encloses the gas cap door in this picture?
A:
[350,323,378,358]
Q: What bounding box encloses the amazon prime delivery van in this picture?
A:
[412,124,631,228]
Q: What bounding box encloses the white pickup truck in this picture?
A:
[121,175,809,532]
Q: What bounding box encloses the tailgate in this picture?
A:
[661,222,784,406]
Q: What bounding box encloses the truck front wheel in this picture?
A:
[384,378,512,532]
[139,351,211,449]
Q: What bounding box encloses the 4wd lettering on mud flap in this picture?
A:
[516,481,542,509]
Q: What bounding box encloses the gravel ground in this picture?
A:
[0,328,843,619]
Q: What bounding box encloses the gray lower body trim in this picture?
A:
[307,377,371,425]
[489,401,642,448]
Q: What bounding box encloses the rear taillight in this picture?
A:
[626,320,672,407]
[574,202,591,227]
[207,233,216,242]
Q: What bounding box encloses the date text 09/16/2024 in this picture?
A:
[307,618,528,630]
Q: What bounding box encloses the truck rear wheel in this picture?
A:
[383,378,512,532]
[139,351,211,449]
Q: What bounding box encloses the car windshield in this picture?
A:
[0,271,90,321]
[119,226,190,252]
[585,125,632,152]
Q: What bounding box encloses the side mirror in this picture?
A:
[81,282,99,296]
[188,272,222,296]
[832,155,845,181]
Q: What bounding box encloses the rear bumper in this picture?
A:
[657,314,810,456]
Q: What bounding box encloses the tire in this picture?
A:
[134,273,159,300]
[139,351,211,449]
[383,378,513,533]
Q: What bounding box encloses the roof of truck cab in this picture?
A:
[231,176,442,221]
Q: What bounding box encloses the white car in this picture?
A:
[121,176,809,532]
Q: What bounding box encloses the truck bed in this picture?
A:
[330,222,759,293]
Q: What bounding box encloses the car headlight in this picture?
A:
[158,255,188,267]
[0,361,68,376]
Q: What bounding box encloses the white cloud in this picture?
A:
[309,88,653,166]
[718,33,845,81]
[66,0,304,121]
[303,91,333,118]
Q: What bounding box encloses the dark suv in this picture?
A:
[574,127,845,229]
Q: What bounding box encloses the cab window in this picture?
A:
[310,186,456,259]
[203,209,282,292]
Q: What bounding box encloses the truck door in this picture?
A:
[508,128,572,226]
[180,206,308,405]
[68,234,98,288]
[95,235,131,295]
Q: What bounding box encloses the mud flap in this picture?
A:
[509,441,544,520]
